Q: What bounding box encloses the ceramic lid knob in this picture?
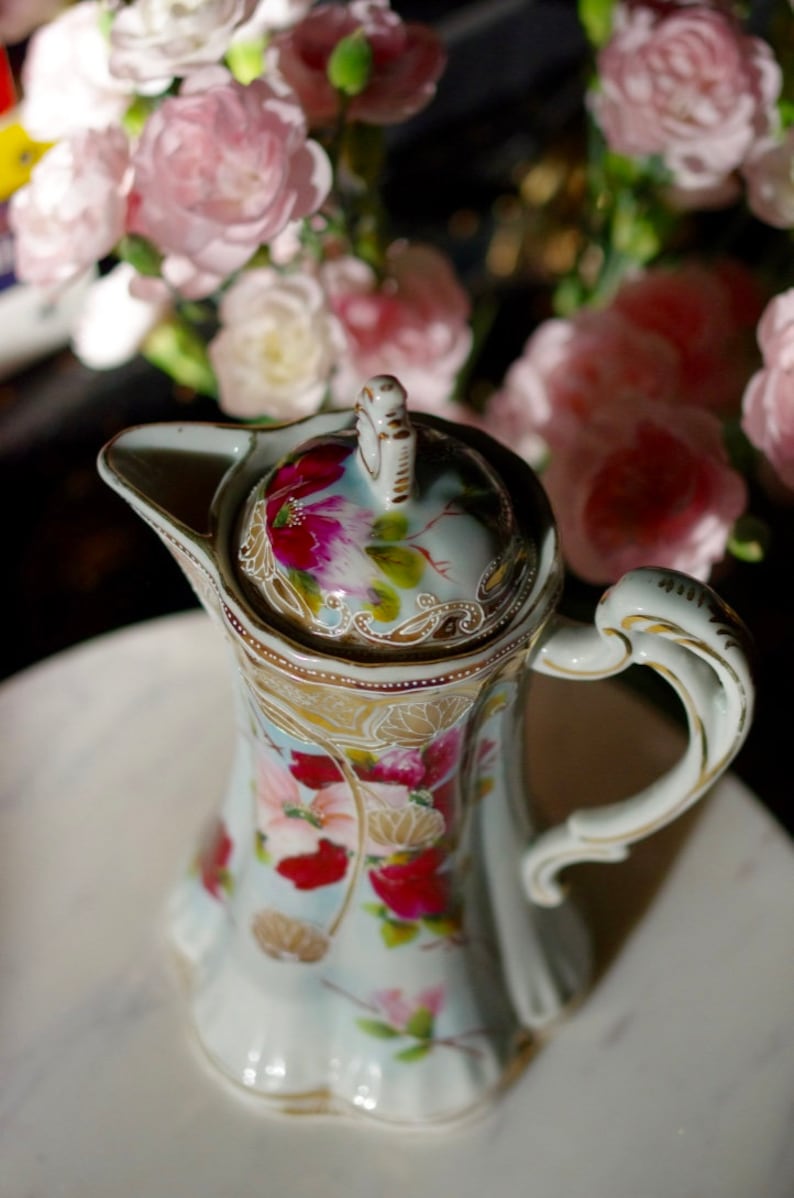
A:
[236,374,536,656]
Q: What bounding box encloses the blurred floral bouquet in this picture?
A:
[7,0,794,585]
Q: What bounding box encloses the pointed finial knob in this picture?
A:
[354,375,416,508]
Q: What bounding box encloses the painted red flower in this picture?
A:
[276,836,349,889]
[196,817,233,900]
[369,846,450,919]
[289,750,345,788]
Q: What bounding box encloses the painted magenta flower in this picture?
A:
[741,289,794,490]
[592,4,780,198]
[11,126,131,288]
[21,2,134,140]
[542,400,747,583]
[108,0,259,86]
[265,442,373,586]
[267,0,445,127]
[209,267,344,420]
[127,71,332,299]
[324,241,472,414]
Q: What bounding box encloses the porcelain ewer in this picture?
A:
[98,375,753,1127]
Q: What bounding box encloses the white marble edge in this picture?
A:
[0,611,792,1198]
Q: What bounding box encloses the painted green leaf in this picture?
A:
[421,914,458,938]
[381,919,420,949]
[363,902,387,918]
[395,1043,432,1063]
[363,579,401,623]
[288,568,322,615]
[404,1006,434,1040]
[366,545,425,589]
[356,1018,401,1040]
[255,832,271,865]
[372,512,409,542]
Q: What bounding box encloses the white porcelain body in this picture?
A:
[98,412,754,1126]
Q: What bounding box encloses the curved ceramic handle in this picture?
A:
[523,567,754,907]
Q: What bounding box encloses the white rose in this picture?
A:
[109,0,259,85]
[71,263,170,370]
[208,267,343,420]
[21,2,134,141]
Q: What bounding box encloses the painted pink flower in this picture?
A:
[743,129,794,229]
[108,0,258,86]
[592,4,780,198]
[265,442,373,585]
[21,2,134,140]
[266,0,445,127]
[488,308,680,456]
[369,846,451,919]
[10,126,131,289]
[256,751,357,863]
[128,71,332,299]
[371,985,445,1032]
[324,242,472,413]
[209,267,344,420]
[611,262,763,414]
[741,289,794,489]
[543,400,747,583]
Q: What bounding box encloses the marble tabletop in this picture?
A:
[1,611,792,1198]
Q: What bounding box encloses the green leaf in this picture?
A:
[327,30,373,97]
[395,1043,432,1063]
[366,544,425,589]
[356,1018,401,1039]
[225,37,265,85]
[727,516,769,564]
[578,0,616,47]
[142,319,218,398]
[255,831,271,865]
[371,512,409,542]
[288,568,323,615]
[363,578,401,623]
[116,233,163,277]
[381,919,420,949]
[404,1006,434,1040]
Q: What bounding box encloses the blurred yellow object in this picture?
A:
[0,119,51,202]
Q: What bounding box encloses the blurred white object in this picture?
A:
[0,269,94,380]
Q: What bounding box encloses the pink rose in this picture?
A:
[0,0,66,46]
[592,5,780,197]
[108,0,258,86]
[324,241,472,413]
[208,267,344,420]
[267,0,445,127]
[10,126,131,288]
[21,2,134,140]
[489,308,680,454]
[743,129,794,229]
[128,72,332,299]
[543,400,747,583]
[611,262,763,414]
[741,289,794,488]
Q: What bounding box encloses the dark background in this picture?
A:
[1,0,791,835]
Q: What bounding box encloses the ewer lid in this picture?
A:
[236,375,537,656]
